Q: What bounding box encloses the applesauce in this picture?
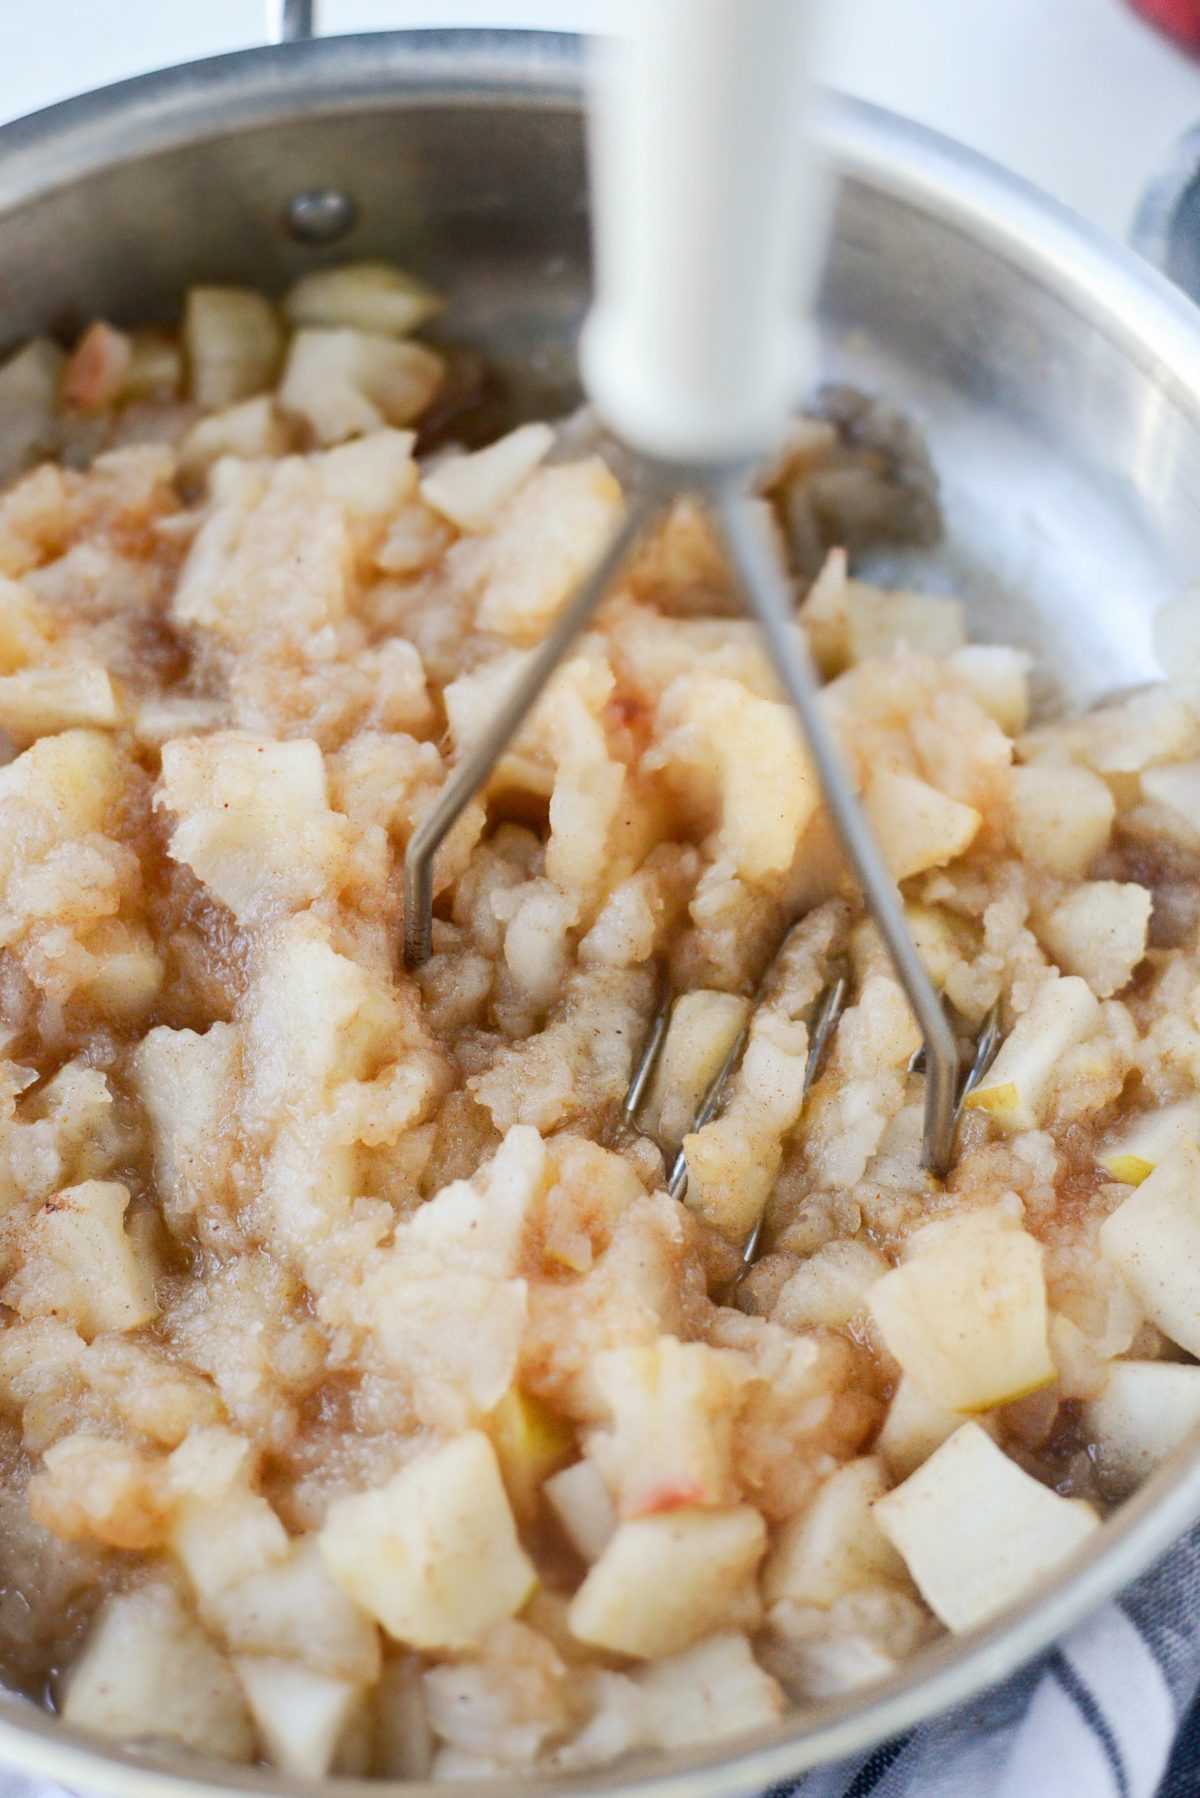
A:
[0,264,1195,1776]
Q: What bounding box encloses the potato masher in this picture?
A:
[402,0,965,1181]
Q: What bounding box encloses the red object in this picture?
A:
[1130,0,1200,51]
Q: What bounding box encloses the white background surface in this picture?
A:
[3,0,1200,243]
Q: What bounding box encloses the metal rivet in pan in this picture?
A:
[283,190,357,245]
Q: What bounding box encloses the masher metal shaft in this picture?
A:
[402,0,962,1178]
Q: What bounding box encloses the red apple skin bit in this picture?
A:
[628,1481,709,1517]
[62,323,132,412]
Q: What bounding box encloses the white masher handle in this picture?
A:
[581,0,822,468]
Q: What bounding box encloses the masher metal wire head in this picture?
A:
[620,969,1003,1275]
[402,0,964,1180]
[404,470,962,1177]
[622,946,853,1271]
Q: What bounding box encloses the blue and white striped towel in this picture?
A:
[4,1526,1199,1798]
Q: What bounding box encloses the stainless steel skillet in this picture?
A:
[2,18,1200,1798]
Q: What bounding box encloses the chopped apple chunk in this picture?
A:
[5,1180,158,1337]
[169,1447,289,1615]
[656,673,820,882]
[235,1658,365,1777]
[485,1386,575,1522]
[797,547,850,674]
[946,645,1031,735]
[586,1337,750,1518]
[0,337,63,482]
[635,1632,784,1748]
[0,727,121,840]
[132,1022,242,1242]
[773,1240,890,1332]
[159,732,348,920]
[872,1423,1099,1632]
[900,901,973,990]
[962,975,1099,1132]
[1097,1101,1200,1186]
[1141,760,1200,846]
[862,766,981,882]
[0,574,56,670]
[1008,763,1115,879]
[1037,881,1150,997]
[421,423,555,533]
[568,1506,766,1660]
[283,261,443,338]
[1024,688,1197,776]
[1099,1141,1200,1357]
[1086,1360,1200,1489]
[639,990,751,1149]
[876,1376,996,1481]
[472,460,623,641]
[125,328,183,402]
[0,662,119,740]
[208,1536,380,1683]
[843,583,966,666]
[177,396,290,483]
[544,1460,618,1564]
[71,918,164,1025]
[173,456,350,639]
[762,1458,910,1607]
[868,1211,1054,1413]
[184,287,283,410]
[60,1579,254,1760]
[279,327,443,446]
[319,1432,536,1651]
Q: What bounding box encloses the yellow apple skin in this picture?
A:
[1097,1100,1200,1187]
[485,1387,575,1522]
[963,975,1099,1133]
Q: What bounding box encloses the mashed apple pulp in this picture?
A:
[0,269,1197,1776]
